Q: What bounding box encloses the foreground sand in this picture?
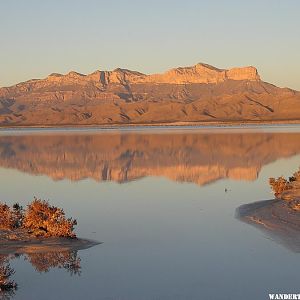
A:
[0,229,100,255]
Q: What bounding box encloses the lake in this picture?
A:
[1,126,300,300]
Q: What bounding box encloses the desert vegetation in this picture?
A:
[0,203,22,231]
[269,169,300,198]
[0,198,77,238]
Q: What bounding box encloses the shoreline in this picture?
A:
[237,172,300,252]
[1,120,300,132]
[0,229,100,254]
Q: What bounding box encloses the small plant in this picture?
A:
[0,203,24,231]
[269,168,300,198]
[269,177,291,197]
[0,204,13,230]
[11,203,24,229]
[290,170,300,182]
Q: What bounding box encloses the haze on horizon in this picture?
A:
[1,0,299,90]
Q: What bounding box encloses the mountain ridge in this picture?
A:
[0,62,299,126]
[1,63,261,89]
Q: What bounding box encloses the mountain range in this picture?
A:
[0,63,299,126]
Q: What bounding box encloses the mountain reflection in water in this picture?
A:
[1,131,300,185]
[0,250,81,299]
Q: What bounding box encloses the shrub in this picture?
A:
[0,198,77,238]
[290,170,300,182]
[269,169,300,198]
[11,203,24,229]
[23,198,77,238]
[0,203,24,230]
[269,177,290,197]
[0,204,13,230]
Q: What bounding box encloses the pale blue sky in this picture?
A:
[0,0,299,89]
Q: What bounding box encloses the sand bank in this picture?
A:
[0,229,100,254]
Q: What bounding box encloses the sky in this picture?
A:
[0,0,300,90]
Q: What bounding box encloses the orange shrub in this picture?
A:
[289,170,300,182]
[23,198,77,238]
[269,177,291,197]
[0,203,25,230]
[0,199,76,238]
[269,168,300,198]
[0,204,13,230]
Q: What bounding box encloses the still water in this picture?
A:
[1,127,300,300]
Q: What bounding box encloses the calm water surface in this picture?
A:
[1,127,300,300]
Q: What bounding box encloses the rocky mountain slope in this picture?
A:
[0,63,299,126]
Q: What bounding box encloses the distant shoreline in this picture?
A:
[1,120,300,131]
